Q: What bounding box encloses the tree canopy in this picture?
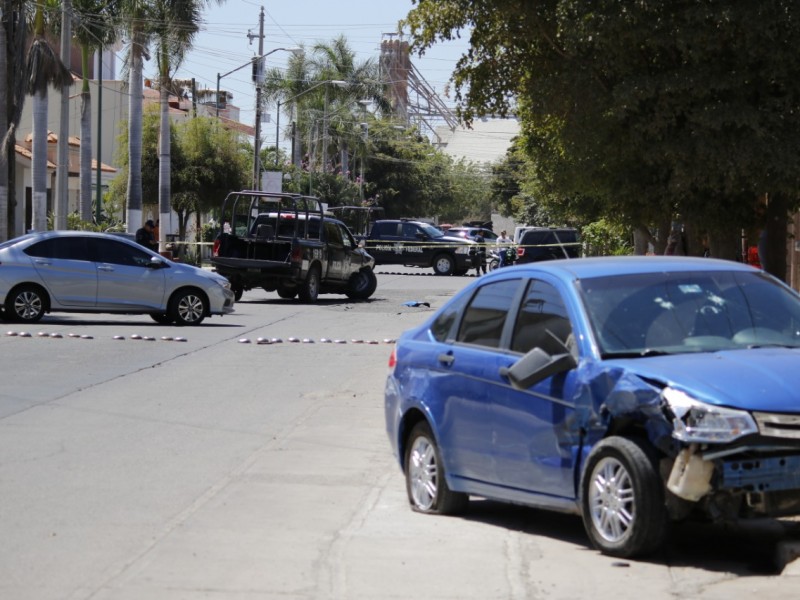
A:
[109,109,248,237]
[404,1,800,273]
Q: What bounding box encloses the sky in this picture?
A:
[165,0,470,139]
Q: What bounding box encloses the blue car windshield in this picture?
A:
[578,270,800,357]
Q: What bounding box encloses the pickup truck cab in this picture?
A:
[364,219,476,276]
[211,191,376,302]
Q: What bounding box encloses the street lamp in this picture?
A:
[215,47,301,189]
[274,80,348,170]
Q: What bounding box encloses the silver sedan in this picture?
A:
[0,231,235,325]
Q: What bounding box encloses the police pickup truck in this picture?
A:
[211,191,377,302]
[363,219,476,276]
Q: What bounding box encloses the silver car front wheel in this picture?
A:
[169,289,207,326]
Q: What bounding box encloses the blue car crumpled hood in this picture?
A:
[607,347,800,414]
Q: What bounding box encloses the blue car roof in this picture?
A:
[490,256,758,283]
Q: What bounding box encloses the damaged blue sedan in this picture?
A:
[384,256,800,557]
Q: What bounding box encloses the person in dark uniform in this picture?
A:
[474,232,487,275]
[135,220,159,252]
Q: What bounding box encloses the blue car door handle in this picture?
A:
[97,265,114,272]
[437,352,455,366]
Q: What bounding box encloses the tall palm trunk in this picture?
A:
[2,1,29,240]
[126,32,144,231]
[158,79,170,249]
[31,90,48,231]
[79,45,92,221]
[0,3,9,241]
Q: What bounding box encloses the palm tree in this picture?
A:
[119,0,152,233]
[72,0,120,223]
[263,35,390,180]
[1,0,29,240]
[26,1,73,232]
[151,0,221,248]
[0,1,11,241]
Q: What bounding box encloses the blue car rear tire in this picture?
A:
[405,421,468,515]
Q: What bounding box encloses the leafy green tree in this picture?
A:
[445,158,492,223]
[174,115,249,236]
[404,0,800,278]
[109,109,248,240]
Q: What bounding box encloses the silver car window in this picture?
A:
[25,237,91,261]
[93,238,153,267]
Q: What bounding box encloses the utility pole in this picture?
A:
[248,8,265,190]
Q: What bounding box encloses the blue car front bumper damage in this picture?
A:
[720,453,800,493]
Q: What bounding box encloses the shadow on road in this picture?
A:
[460,498,798,575]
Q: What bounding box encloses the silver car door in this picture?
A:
[92,238,167,311]
[26,236,98,307]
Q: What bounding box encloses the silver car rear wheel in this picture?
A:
[6,285,46,323]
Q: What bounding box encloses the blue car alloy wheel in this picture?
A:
[405,422,467,515]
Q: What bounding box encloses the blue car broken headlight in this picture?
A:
[663,387,758,443]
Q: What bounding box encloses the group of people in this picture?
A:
[473,229,514,276]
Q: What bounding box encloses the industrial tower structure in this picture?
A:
[379,34,458,144]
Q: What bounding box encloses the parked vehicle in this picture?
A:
[446,226,498,244]
[364,219,476,276]
[385,256,800,557]
[515,227,580,264]
[0,231,234,325]
[211,191,377,302]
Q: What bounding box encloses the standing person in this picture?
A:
[473,232,487,275]
[135,220,159,252]
[496,229,513,267]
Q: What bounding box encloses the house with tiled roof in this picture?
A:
[10,53,253,237]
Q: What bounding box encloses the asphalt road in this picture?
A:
[1,265,798,600]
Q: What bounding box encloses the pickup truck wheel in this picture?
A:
[346,268,378,300]
[231,284,243,302]
[432,253,455,276]
[299,265,321,303]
